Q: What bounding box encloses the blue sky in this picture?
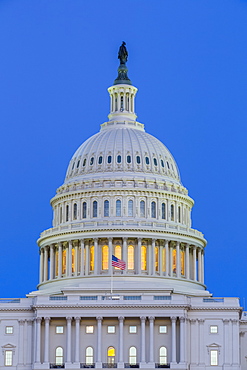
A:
[0,0,247,303]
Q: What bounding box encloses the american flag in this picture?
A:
[112,255,126,270]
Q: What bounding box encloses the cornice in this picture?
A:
[33,304,190,310]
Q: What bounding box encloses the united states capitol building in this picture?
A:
[1,44,247,370]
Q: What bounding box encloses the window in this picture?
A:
[153,158,157,166]
[136,155,141,164]
[107,326,115,333]
[155,246,159,272]
[107,347,115,364]
[116,200,121,217]
[72,248,75,273]
[117,155,121,163]
[166,161,170,169]
[83,158,87,166]
[172,249,176,273]
[171,204,174,221]
[145,156,150,165]
[128,200,133,216]
[90,157,94,165]
[66,205,69,222]
[73,203,77,220]
[162,248,166,272]
[82,202,87,218]
[210,325,218,334]
[107,155,112,164]
[86,346,94,365]
[161,159,164,168]
[5,326,13,334]
[181,250,185,275]
[140,200,145,217]
[102,245,109,270]
[86,326,94,334]
[141,246,147,271]
[90,246,94,271]
[151,201,156,218]
[129,326,137,333]
[55,347,63,366]
[115,245,122,267]
[162,203,166,219]
[93,201,97,217]
[98,156,103,164]
[159,347,167,365]
[56,326,64,334]
[60,207,62,223]
[127,155,131,163]
[121,96,124,109]
[5,350,13,366]
[104,200,109,217]
[129,346,137,365]
[128,245,134,270]
[159,326,167,333]
[62,249,66,275]
[210,350,218,366]
[178,206,181,222]
[77,160,80,168]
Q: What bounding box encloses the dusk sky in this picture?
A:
[0,0,247,304]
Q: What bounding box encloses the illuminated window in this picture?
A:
[90,246,94,271]
[159,347,167,365]
[90,157,94,165]
[151,201,156,218]
[178,206,181,222]
[56,326,64,334]
[162,203,166,219]
[55,347,63,366]
[93,201,97,217]
[5,351,13,366]
[128,200,133,216]
[82,202,87,218]
[5,326,13,334]
[114,245,122,269]
[140,200,145,217]
[162,248,166,272]
[153,158,157,166]
[116,200,121,216]
[181,250,185,275]
[210,350,218,366]
[171,205,174,221]
[136,155,141,164]
[104,200,109,217]
[62,249,66,275]
[172,249,176,273]
[127,155,131,163]
[102,245,109,270]
[86,346,94,365]
[117,155,121,163]
[128,245,134,270]
[141,246,147,271]
[145,156,150,165]
[98,156,103,164]
[129,346,137,365]
[159,326,167,333]
[107,347,115,364]
[73,203,77,220]
[107,155,112,164]
[107,326,115,333]
[66,205,69,221]
[129,326,137,333]
[55,249,59,276]
[83,158,86,166]
[155,246,159,272]
[72,248,75,273]
[86,326,94,334]
[210,326,218,334]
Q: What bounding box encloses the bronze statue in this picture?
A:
[118,41,128,64]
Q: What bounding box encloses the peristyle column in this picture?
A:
[44,317,50,363]
[149,316,155,364]
[75,317,80,363]
[66,317,72,363]
[140,316,146,363]
[171,317,177,364]
[118,316,124,366]
[35,317,42,363]
[96,317,103,367]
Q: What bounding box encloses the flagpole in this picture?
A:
[111,255,113,294]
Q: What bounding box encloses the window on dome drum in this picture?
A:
[102,245,109,270]
[5,326,13,334]
[178,206,181,222]
[181,250,185,275]
[55,250,58,276]
[72,248,75,273]
[5,350,13,366]
[83,158,87,166]
[60,207,62,223]
[86,346,94,365]
[104,200,109,217]
[166,161,170,169]
[151,201,156,218]
[171,204,174,221]
[90,246,94,271]
[117,155,121,163]
[159,326,167,334]
[114,245,122,269]
[210,350,218,366]
[162,203,166,220]
[73,203,77,220]
[128,200,133,216]
[115,94,118,111]
[129,326,137,333]
[90,157,94,165]
[126,94,130,111]
[62,249,66,275]
[161,159,164,167]
[172,249,176,273]
[93,201,98,217]
[145,156,150,165]
[107,347,115,364]
[141,246,147,271]
[77,160,80,168]
[66,205,69,222]
[155,246,159,271]
[86,326,94,334]
[159,347,167,365]
[136,155,141,164]
[210,325,218,334]
[82,202,87,219]
[127,155,131,163]
[129,346,137,365]
[56,326,64,334]
[98,156,103,164]
[107,155,112,164]
[121,96,124,110]
[128,245,134,270]
[116,200,121,216]
[140,200,145,217]
[107,326,115,333]
[162,248,166,272]
[55,347,63,366]
[153,158,157,166]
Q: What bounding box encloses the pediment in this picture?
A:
[2,343,16,349]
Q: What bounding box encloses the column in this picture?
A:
[169,244,173,276]
[171,317,177,364]
[18,320,25,365]
[193,246,197,281]
[44,247,48,281]
[140,316,146,364]
[165,240,169,276]
[44,317,50,363]
[27,320,33,365]
[108,237,113,276]
[68,241,72,277]
[66,317,72,363]
[159,243,163,276]
[94,238,98,274]
[75,242,79,276]
[35,317,42,363]
[190,319,198,364]
[198,248,202,283]
[137,238,141,274]
[39,248,44,283]
[149,317,155,364]
[80,239,85,276]
[75,317,80,364]
[96,317,102,367]
[223,319,230,365]
[198,319,205,365]
[232,319,239,365]
[201,251,204,283]
[122,238,127,275]
[58,242,62,278]
[176,241,181,278]
[151,239,155,275]
[118,316,124,367]
[185,244,190,279]
[49,245,54,280]
[85,240,89,275]
[179,317,185,364]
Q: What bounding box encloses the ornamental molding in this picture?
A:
[32,304,190,310]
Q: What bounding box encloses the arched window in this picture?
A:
[115,94,118,111]
[155,246,159,272]
[82,202,87,219]
[140,200,145,217]
[153,158,157,166]
[60,207,62,223]
[166,161,170,169]
[162,247,166,272]
[83,158,87,167]
[171,204,174,221]
[162,203,166,220]
[107,155,112,164]
[136,155,141,164]
[73,203,77,220]
[161,159,164,168]
[72,248,75,273]
[172,249,176,273]
[90,157,94,165]
[62,249,66,275]
[128,200,133,216]
[117,155,121,163]
[55,249,59,276]
[127,155,131,163]
[104,200,109,217]
[77,160,80,168]
[145,157,150,165]
[90,246,94,271]
[181,250,185,275]
[102,245,109,270]
[86,346,94,365]
[55,347,63,365]
[151,202,156,218]
[159,347,167,365]
[98,156,103,164]
[115,245,122,260]
[107,347,115,364]
[178,206,181,223]
[128,245,134,270]
[93,201,97,218]
[141,246,147,271]
[116,200,121,217]
[66,205,69,222]
[129,346,137,365]
[121,96,124,109]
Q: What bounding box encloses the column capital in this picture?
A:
[190,319,197,324]
[140,316,146,322]
[223,319,230,324]
[171,316,177,322]
[179,316,185,323]
[44,317,50,322]
[94,237,98,242]
[66,316,72,322]
[96,316,103,321]
[149,316,155,322]
[75,317,81,322]
[27,319,33,325]
[36,317,42,323]
[18,320,25,325]
[232,319,238,324]
[198,319,204,324]
[118,316,124,322]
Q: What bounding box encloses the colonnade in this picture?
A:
[39,238,204,285]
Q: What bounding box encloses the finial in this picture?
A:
[114,42,132,85]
